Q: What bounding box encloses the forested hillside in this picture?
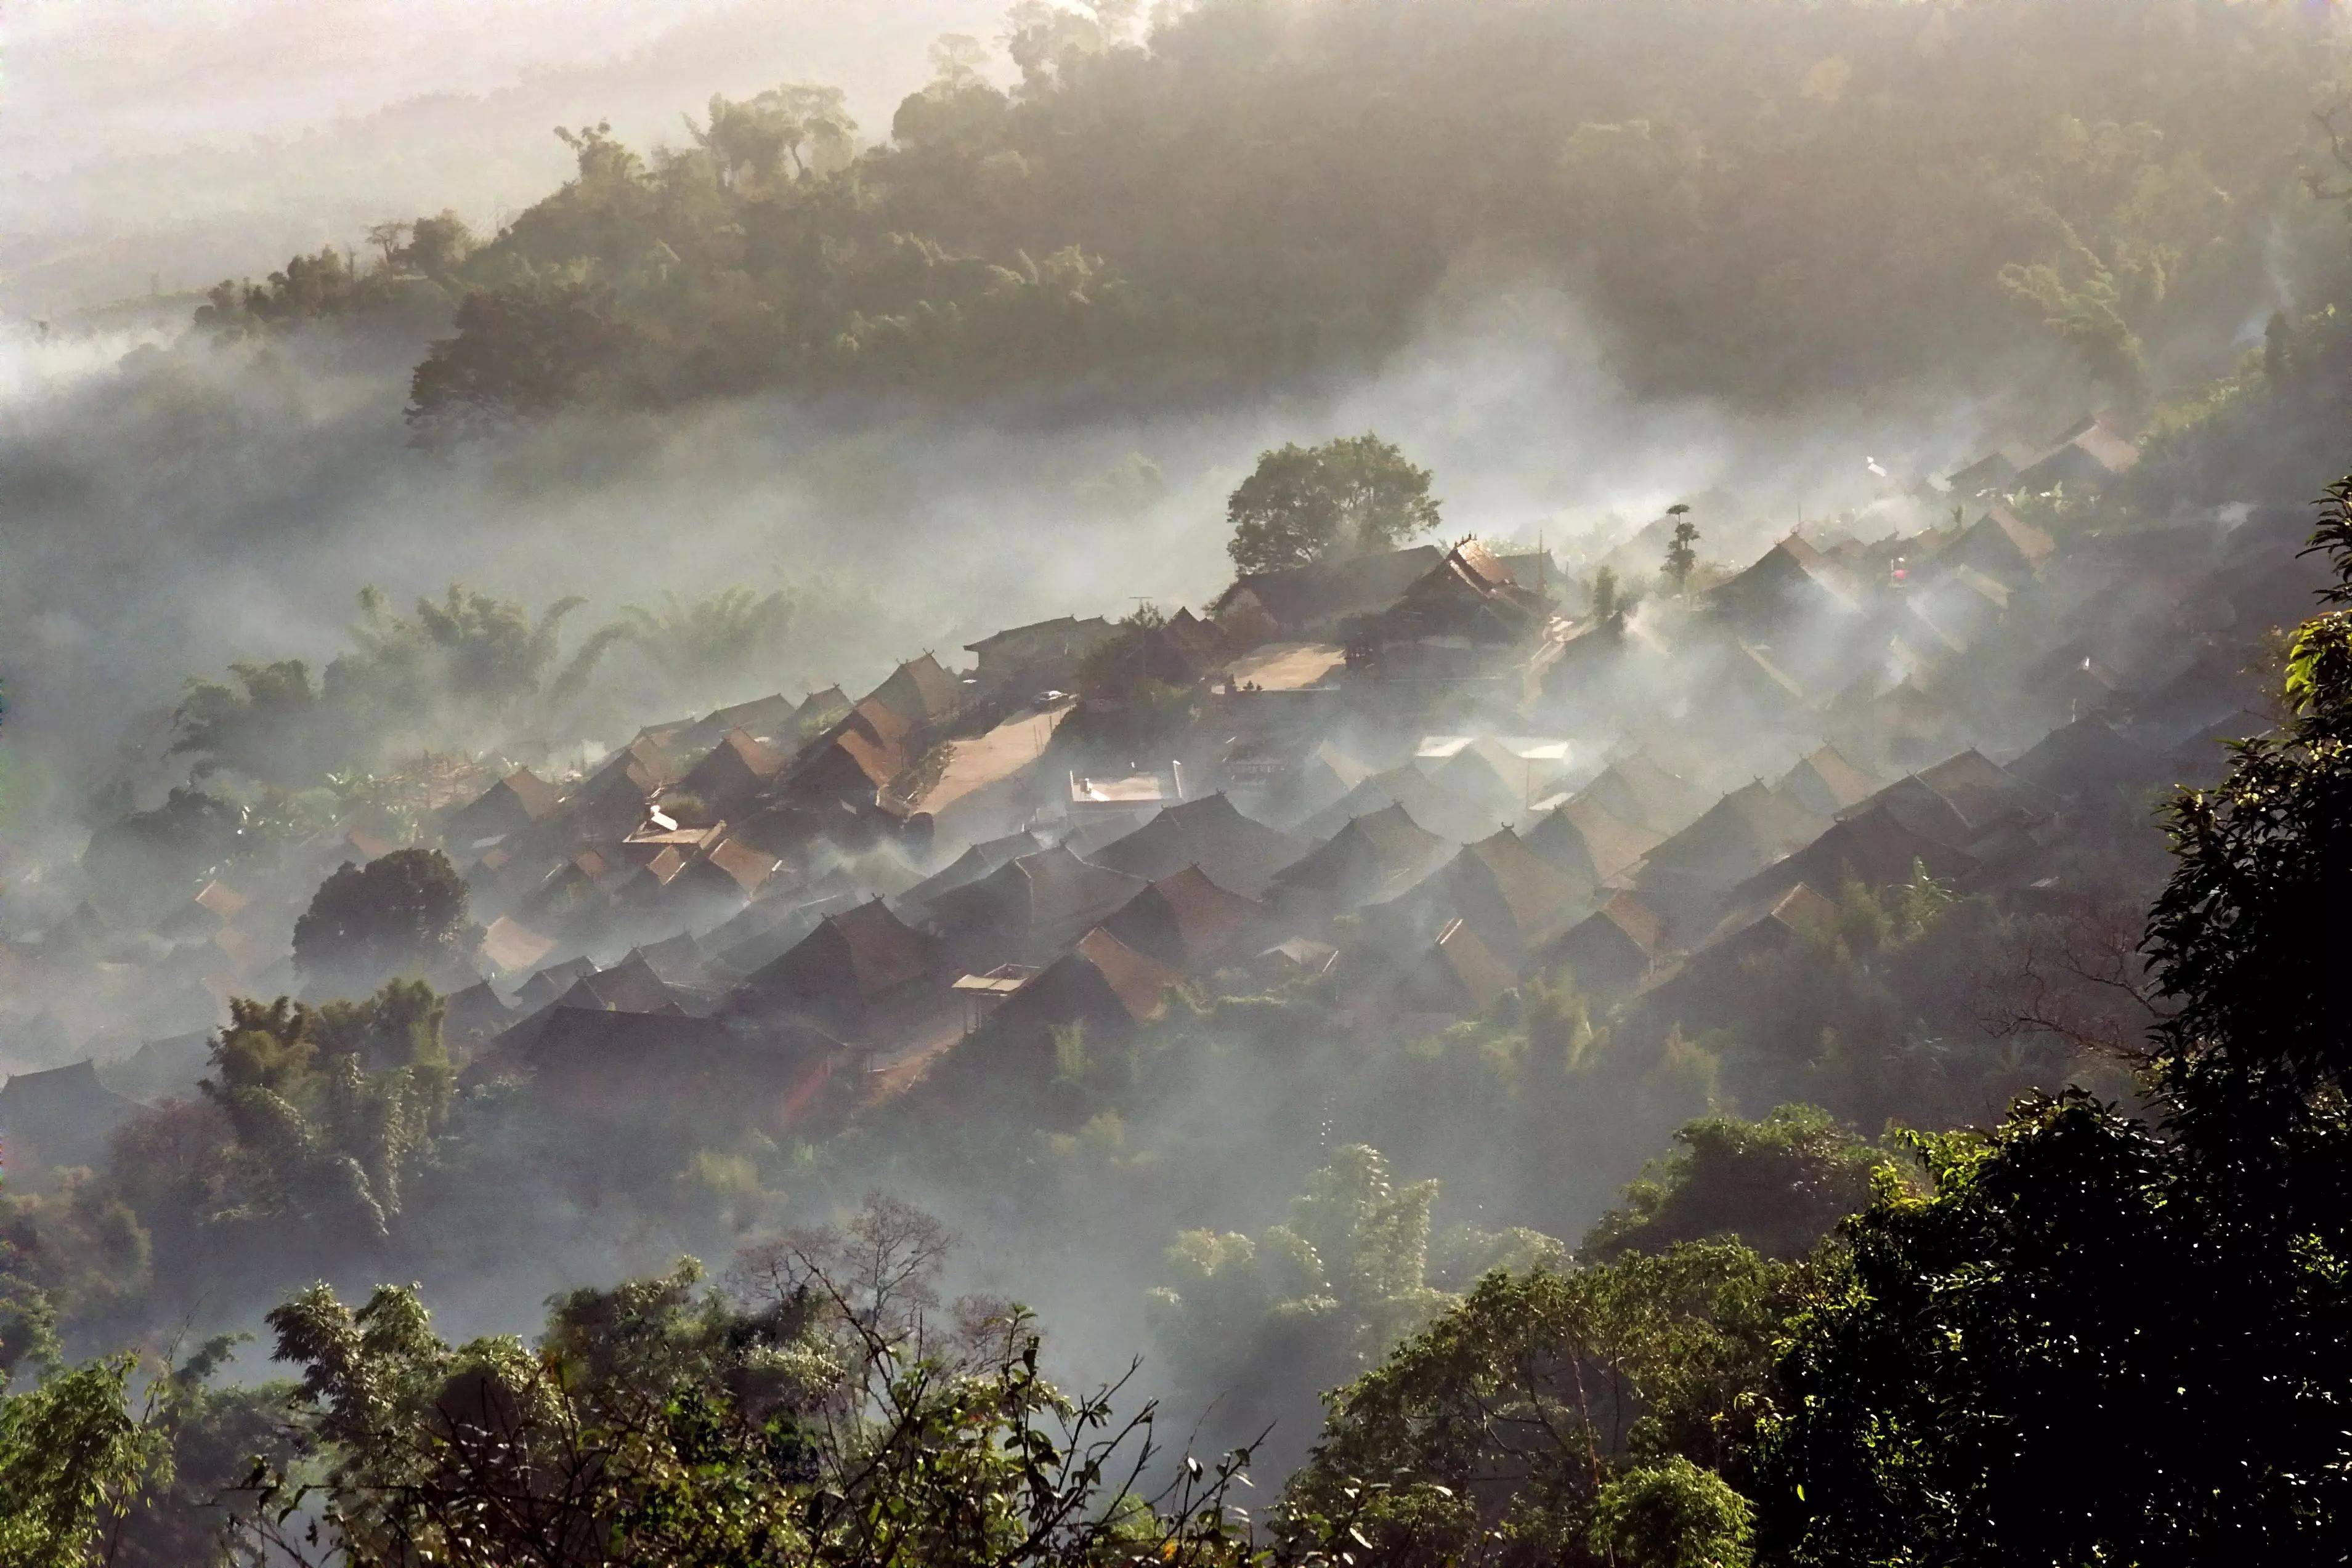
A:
[201,0,2345,425]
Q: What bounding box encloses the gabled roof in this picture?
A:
[898,831,1046,911]
[1085,794,1305,897]
[1098,867,1271,971]
[1425,830,1587,958]
[1398,918,1520,1015]
[633,931,714,987]
[447,767,567,844]
[591,735,681,794]
[2016,416,2140,487]
[1538,891,1667,997]
[868,653,963,730]
[1299,764,1509,846]
[1427,738,1550,818]
[1523,798,1663,891]
[480,915,559,976]
[1645,884,1839,1012]
[967,614,1083,654]
[1913,750,2051,834]
[744,898,940,1011]
[1707,535,1863,631]
[442,979,516,1045]
[1576,753,1709,838]
[1637,782,1828,902]
[679,728,787,802]
[1210,546,1443,631]
[512,955,597,1012]
[973,929,1183,1053]
[1734,802,1981,911]
[1383,540,1552,641]
[500,1007,736,1070]
[697,692,802,745]
[696,838,784,899]
[927,847,1150,955]
[0,1060,140,1163]
[1273,803,1453,908]
[1950,504,2056,581]
[1772,745,1884,818]
[1944,442,2043,495]
[959,616,1114,658]
[2006,716,2166,800]
[1068,929,1183,1022]
[556,952,683,1015]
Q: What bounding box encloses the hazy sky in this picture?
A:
[1,0,1004,312]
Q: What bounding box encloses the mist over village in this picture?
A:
[6,2,2352,1562]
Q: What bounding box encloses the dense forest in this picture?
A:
[195,0,2346,424]
[9,0,2352,1562]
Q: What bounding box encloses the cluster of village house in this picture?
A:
[0,411,2322,1166]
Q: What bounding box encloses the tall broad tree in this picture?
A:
[292,848,470,996]
[1225,434,1442,575]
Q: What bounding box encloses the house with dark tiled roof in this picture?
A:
[1732,802,1981,912]
[1210,546,1443,644]
[952,929,1182,1072]
[1298,764,1511,847]
[2013,413,2139,493]
[1271,803,1454,922]
[511,955,598,1013]
[441,980,517,1050]
[0,1060,140,1171]
[1368,540,1554,649]
[1523,798,1661,900]
[675,729,789,815]
[1945,504,2056,588]
[1772,745,1884,818]
[1405,828,1589,965]
[1392,918,1520,1017]
[1944,442,2043,499]
[923,847,1151,968]
[1576,753,1710,839]
[965,616,1120,692]
[1706,535,1865,641]
[2006,716,2166,801]
[1638,884,1838,1027]
[445,767,565,849]
[868,653,965,732]
[1536,892,1668,1000]
[1633,783,1828,937]
[471,1007,846,1132]
[898,831,1048,915]
[1097,867,1273,973]
[784,696,918,813]
[731,898,944,1040]
[1083,794,1305,899]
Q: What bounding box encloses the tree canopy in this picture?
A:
[1225,435,1443,574]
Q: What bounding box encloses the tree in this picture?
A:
[1663,505,1699,594]
[1755,471,2352,1564]
[198,984,453,1238]
[928,32,991,90]
[610,586,794,687]
[1583,1105,1891,1264]
[1225,434,1442,575]
[230,1202,1257,1567]
[1277,1242,1799,1567]
[291,849,469,995]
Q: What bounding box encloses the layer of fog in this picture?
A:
[0,270,2053,859]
